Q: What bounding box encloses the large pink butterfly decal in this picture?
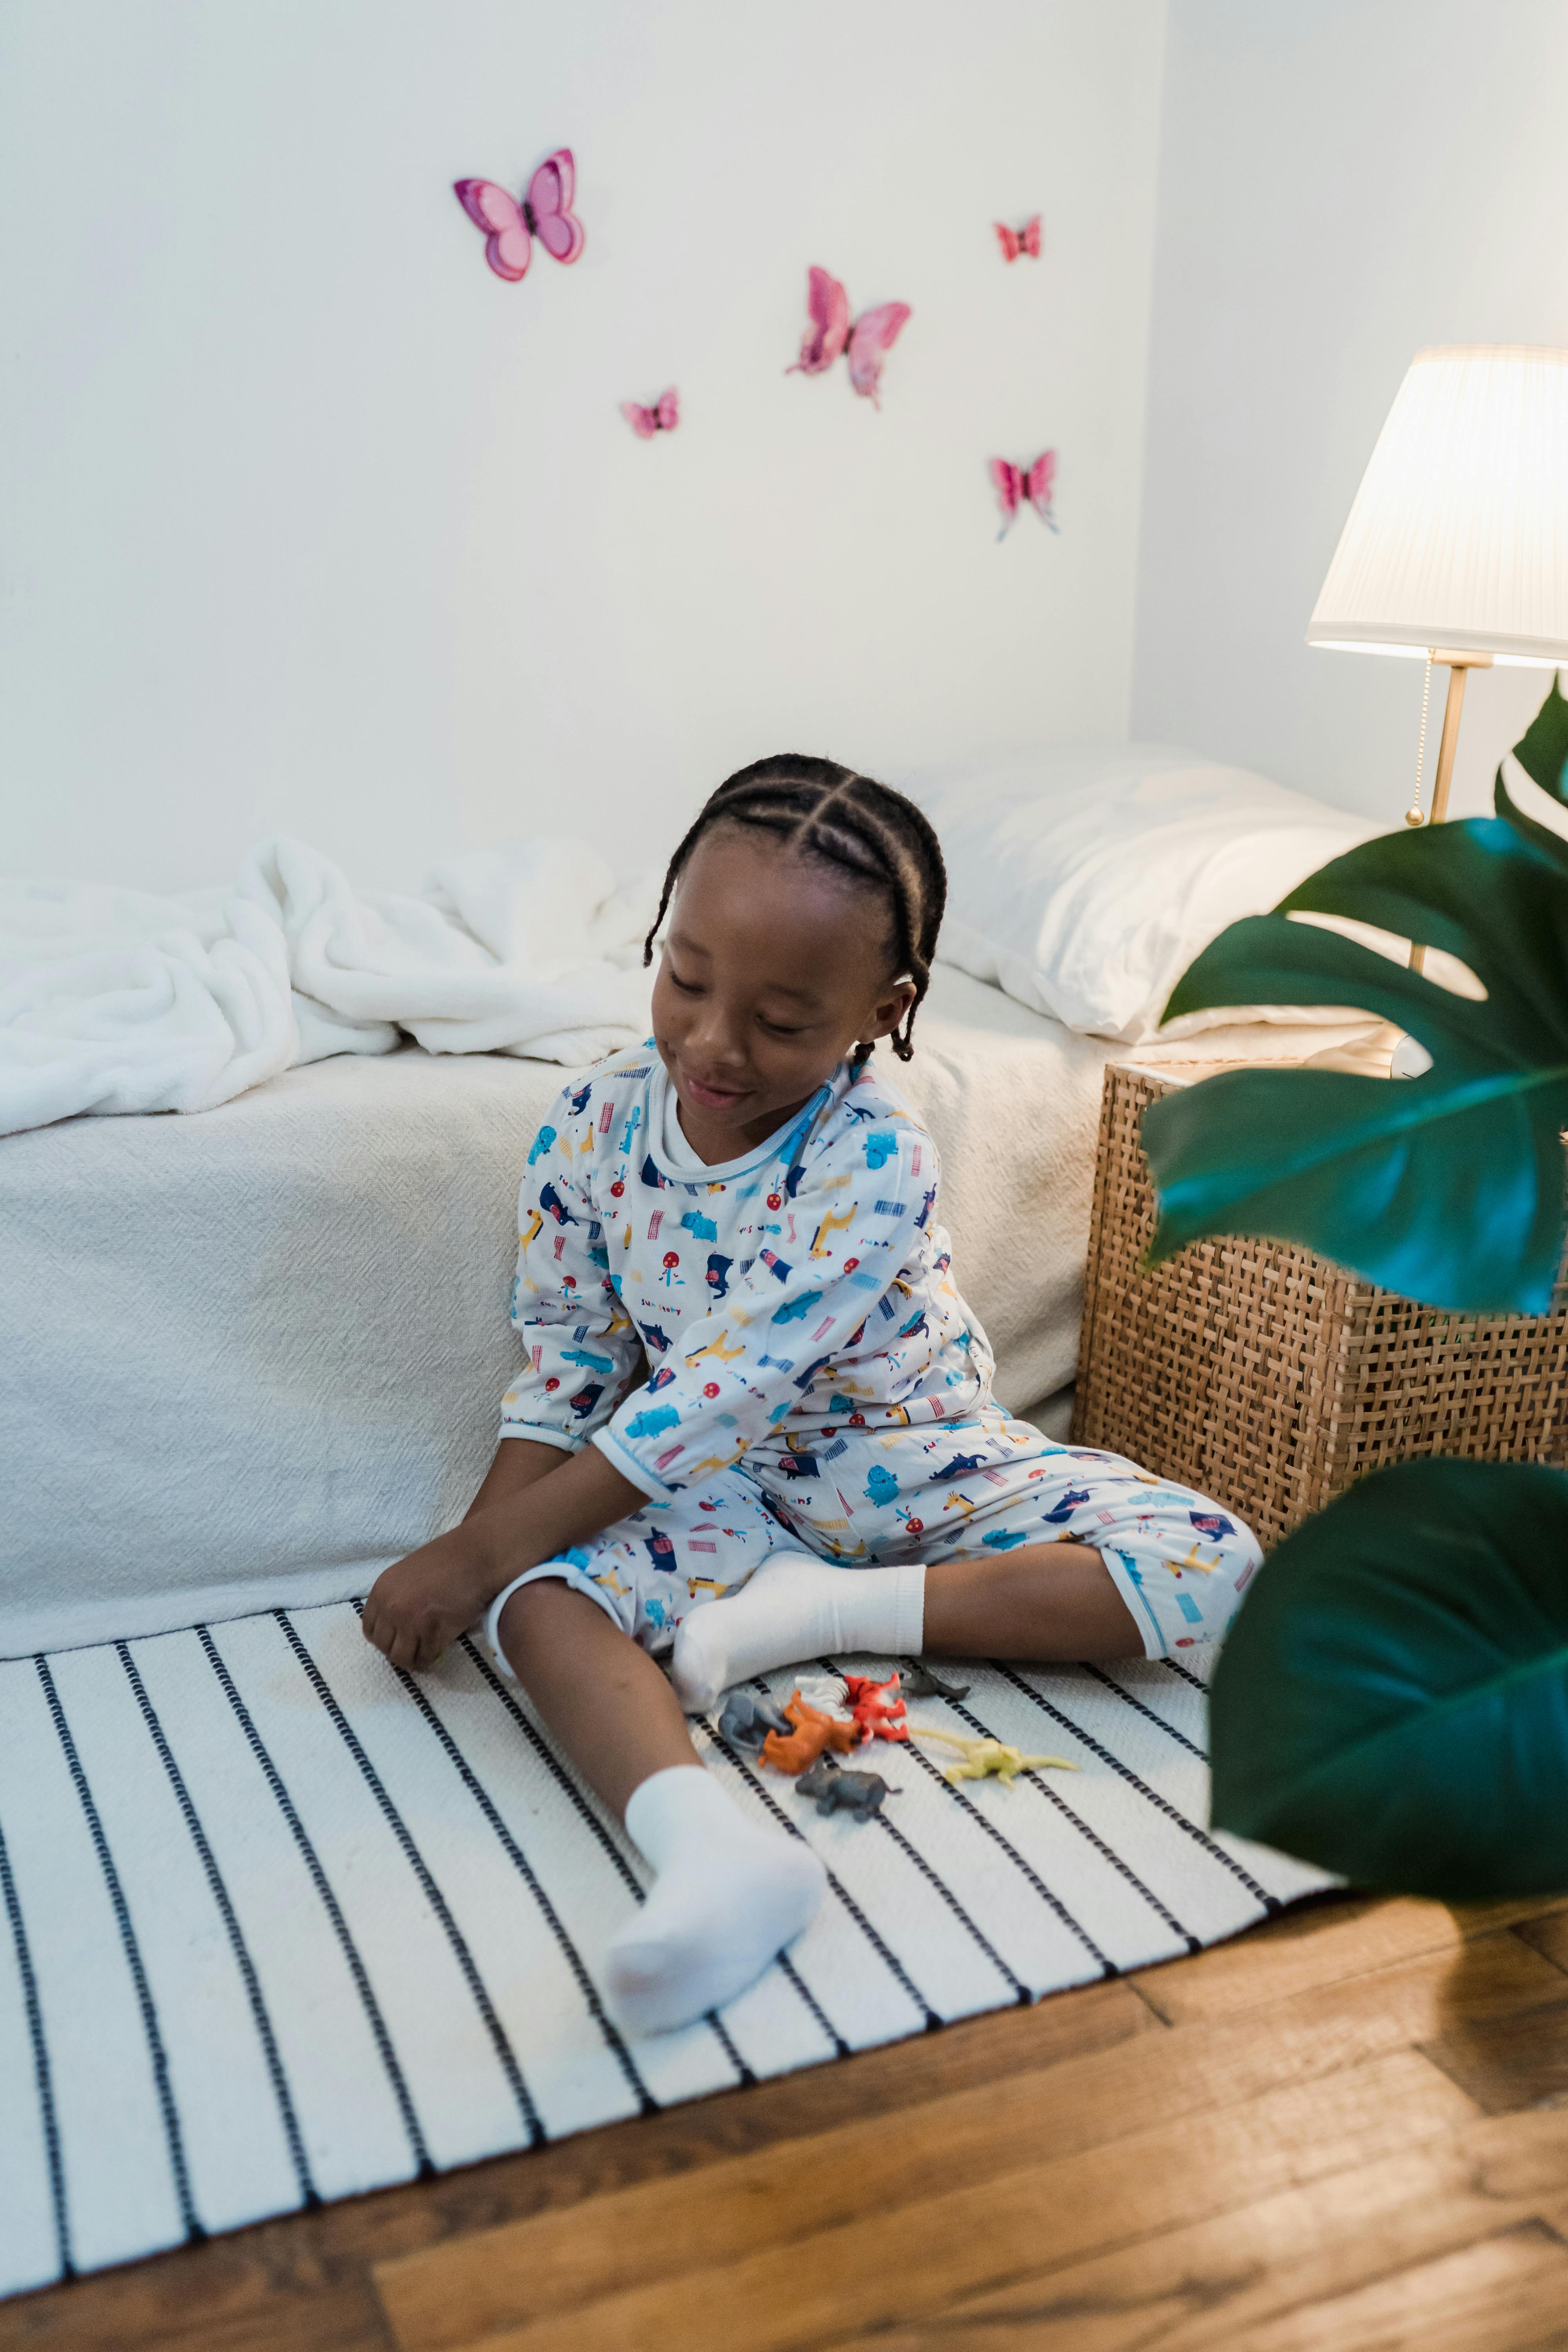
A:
[453,149,584,282]
[991,452,1058,538]
[994,215,1042,263]
[787,267,911,407]
[622,387,679,438]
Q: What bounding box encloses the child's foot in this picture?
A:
[607,1766,826,2036]
[669,1553,926,1712]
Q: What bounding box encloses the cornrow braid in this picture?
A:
[642,754,947,1062]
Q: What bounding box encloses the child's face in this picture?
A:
[651,826,916,1155]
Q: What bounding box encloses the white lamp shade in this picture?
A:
[1307,345,1568,665]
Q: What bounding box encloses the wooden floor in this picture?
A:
[7,1888,1568,2351]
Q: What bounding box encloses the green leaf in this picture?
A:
[1144,813,1568,1312]
[1509,669,1568,802]
[1210,1457,1568,1898]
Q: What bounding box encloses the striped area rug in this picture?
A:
[0,1601,1327,2297]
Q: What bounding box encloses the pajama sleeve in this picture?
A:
[593,1123,938,1499]
[500,1130,644,1454]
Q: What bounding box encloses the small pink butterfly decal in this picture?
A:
[994,215,1042,263]
[786,267,911,407]
[990,452,1058,538]
[621,387,680,438]
[453,149,584,281]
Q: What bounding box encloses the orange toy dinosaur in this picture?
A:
[841,1671,910,1743]
[760,1692,860,1774]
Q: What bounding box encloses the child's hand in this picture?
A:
[361,1439,644,1674]
[362,1526,502,1672]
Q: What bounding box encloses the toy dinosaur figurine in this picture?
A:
[900,1658,972,1701]
[840,1670,909,1743]
[796,1754,894,1820]
[911,1725,1077,1787]
[716,1689,793,1755]
[760,1691,860,1774]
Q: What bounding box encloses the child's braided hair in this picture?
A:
[642,754,947,1062]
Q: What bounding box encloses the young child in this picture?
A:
[362,757,1260,2036]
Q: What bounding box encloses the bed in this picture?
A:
[1,746,1388,1657]
[1,961,1377,1658]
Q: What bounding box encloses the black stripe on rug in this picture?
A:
[869,1793,1031,2003]
[703,1716,940,2033]
[817,1659,1111,1984]
[916,1681,1198,1956]
[197,1626,434,2180]
[273,1613,546,2148]
[993,1662,1280,1913]
[1078,1663,1209,1760]
[116,1642,320,2208]
[358,1628,657,2118]
[0,1808,72,2280]
[34,1656,203,2242]
[459,1635,757,2085]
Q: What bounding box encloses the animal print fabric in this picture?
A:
[496,1049,1259,1659]
[485,1411,1258,1664]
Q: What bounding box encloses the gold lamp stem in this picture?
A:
[1407,650,1490,973]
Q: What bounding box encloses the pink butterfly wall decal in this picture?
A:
[994,216,1042,263]
[622,388,680,438]
[786,267,911,407]
[990,452,1058,538]
[453,149,584,281]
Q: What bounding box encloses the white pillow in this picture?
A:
[898,744,1384,1042]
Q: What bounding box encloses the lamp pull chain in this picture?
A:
[1405,654,1434,826]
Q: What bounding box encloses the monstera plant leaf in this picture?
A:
[1210,1457,1568,1896]
[1142,690,1568,1312]
[1510,670,1568,802]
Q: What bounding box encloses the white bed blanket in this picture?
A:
[0,966,1379,1657]
[0,836,656,1137]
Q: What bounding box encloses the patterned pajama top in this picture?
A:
[496,1046,1260,1658]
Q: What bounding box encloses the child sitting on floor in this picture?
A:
[362,757,1259,2036]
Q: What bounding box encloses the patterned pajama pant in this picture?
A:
[488,1407,1261,1664]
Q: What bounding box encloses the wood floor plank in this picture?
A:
[1514,1910,1568,1980]
[428,2048,1478,2352]
[1132,1894,1568,2027]
[0,2267,392,2352]
[0,1982,1151,2351]
[1220,2222,1568,2352]
[13,1897,1568,2352]
[374,1933,1561,2350]
[824,2105,1568,2352]
[1421,1993,1568,2116]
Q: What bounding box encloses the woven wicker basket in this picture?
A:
[1071,1062,1568,1550]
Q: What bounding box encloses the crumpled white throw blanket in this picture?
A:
[0,835,658,1137]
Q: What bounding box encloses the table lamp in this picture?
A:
[1307,345,1568,969]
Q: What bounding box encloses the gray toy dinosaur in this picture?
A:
[795,1753,894,1820]
[900,1657,972,1701]
[716,1688,793,1753]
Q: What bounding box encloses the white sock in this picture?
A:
[606,1766,826,2036]
[669,1551,926,1714]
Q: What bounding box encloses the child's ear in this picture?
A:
[866,980,917,1040]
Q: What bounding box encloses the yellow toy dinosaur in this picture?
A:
[911,1726,1077,1787]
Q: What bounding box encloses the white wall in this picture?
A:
[0,0,1166,894]
[1133,0,1568,826]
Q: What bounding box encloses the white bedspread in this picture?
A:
[0,836,656,1137]
[0,965,1379,1657]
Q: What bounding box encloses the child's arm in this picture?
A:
[362,1437,646,1672]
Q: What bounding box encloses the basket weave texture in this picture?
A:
[1070,1063,1568,1550]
